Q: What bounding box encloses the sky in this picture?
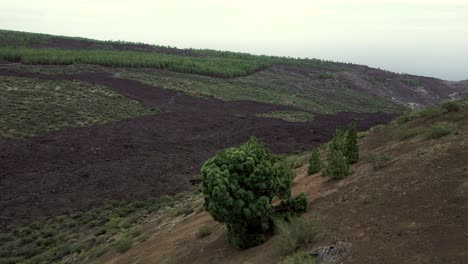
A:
[1,0,467,80]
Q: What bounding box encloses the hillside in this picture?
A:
[98,99,468,264]
[2,99,466,264]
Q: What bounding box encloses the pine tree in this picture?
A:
[323,129,349,179]
[345,122,359,164]
[201,137,308,249]
[307,148,322,175]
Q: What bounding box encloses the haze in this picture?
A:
[1,0,467,80]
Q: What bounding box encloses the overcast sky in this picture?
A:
[1,0,467,80]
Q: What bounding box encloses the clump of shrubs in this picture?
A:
[201,137,308,249]
[322,123,359,179]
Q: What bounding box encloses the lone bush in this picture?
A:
[201,137,307,249]
[442,100,461,112]
[307,149,322,175]
[345,122,359,164]
[427,122,457,139]
[274,217,324,256]
[323,129,349,179]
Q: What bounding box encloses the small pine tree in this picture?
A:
[201,137,308,249]
[345,122,359,164]
[323,129,349,179]
[307,148,322,175]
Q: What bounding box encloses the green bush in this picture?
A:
[307,149,322,175]
[318,72,336,80]
[195,224,212,239]
[274,217,323,256]
[427,122,457,139]
[442,100,461,112]
[323,129,349,179]
[114,237,132,253]
[201,137,307,249]
[345,122,359,164]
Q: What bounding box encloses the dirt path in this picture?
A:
[0,69,396,225]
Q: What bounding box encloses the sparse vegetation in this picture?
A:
[0,76,157,138]
[426,122,457,139]
[0,193,196,263]
[274,217,324,257]
[363,154,392,170]
[201,137,308,249]
[307,149,322,175]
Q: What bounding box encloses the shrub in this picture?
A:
[274,217,323,256]
[395,127,424,141]
[442,100,461,112]
[201,137,307,249]
[448,113,464,122]
[418,107,445,119]
[318,72,336,80]
[359,195,372,204]
[279,251,315,264]
[307,149,322,175]
[345,122,359,164]
[363,154,392,170]
[323,129,349,179]
[114,237,132,253]
[195,224,212,239]
[427,122,457,139]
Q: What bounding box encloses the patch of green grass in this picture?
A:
[274,217,324,257]
[257,111,315,122]
[279,251,315,264]
[363,154,392,170]
[195,224,212,239]
[0,76,157,138]
[426,122,457,139]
